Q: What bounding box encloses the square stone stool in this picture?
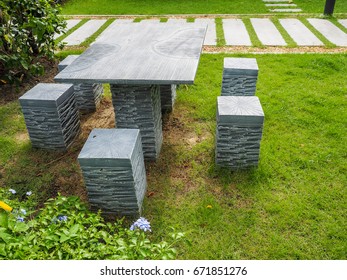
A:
[216,96,264,169]
[110,84,163,160]
[160,84,177,114]
[58,55,103,112]
[19,83,80,150]
[78,128,147,216]
[221,58,259,96]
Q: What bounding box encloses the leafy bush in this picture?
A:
[0,190,184,260]
[0,0,66,85]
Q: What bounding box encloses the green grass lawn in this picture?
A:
[1,53,346,259]
[61,0,347,15]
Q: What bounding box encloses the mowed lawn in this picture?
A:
[1,53,346,259]
[61,0,347,15]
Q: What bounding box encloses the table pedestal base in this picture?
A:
[111,84,163,160]
[160,85,177,114]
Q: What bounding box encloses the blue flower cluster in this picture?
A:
[130,217,152,232]
[57,215,68,222]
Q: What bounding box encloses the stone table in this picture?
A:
[55,22,206,160]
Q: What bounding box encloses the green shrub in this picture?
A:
[0,190,184,260]
[0,0,66,85]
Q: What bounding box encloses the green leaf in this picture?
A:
[0,243,6,257]
[12,222,29,233]
[60,234,70,243]
[0,212,8,228]
[69,224,80,235]
[0,231,13,244]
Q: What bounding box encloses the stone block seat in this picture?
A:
[58,55,103,112]
[19,83,80,150]
[216,96,264,169]
[78,128,147,216]
[221,58,259,96]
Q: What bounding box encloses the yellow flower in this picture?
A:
[206,205,213,209]
[0,201,13,212]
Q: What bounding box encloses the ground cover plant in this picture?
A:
[60,0,347,15]
[0,190,184,259]
[0,52,346,259]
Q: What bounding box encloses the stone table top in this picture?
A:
[54,22,207,85]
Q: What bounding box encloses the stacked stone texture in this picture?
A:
[221,58,259,96]
[58,55,103,112]
[111,84,163,160]
[216,96,264,169]
[160,84,177,113]
[78,129,147,216]
[19,83,80,150]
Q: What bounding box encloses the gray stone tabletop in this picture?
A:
[55,22,207,85]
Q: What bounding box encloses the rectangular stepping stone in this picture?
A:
[195,18,217,46]
[58,55,103,112]
[139,19,161,23]
[160,85,177,113]
[308,19,347,47]
[223,19,252,46]
[113,19,134,24]
[270,9,302,12]
[279,19,323,46]
[54,19,81,39]
[221,58,258,96]
[251,18,286,46]
[167,19,188,24]
[263,0,290,2]
[111,84,163,160]
[339,19,347,29]
[19,83,80,150]
[78,128,147,216]
[63,19,107,46]
[215,96,264,169]
[266,4,297,7]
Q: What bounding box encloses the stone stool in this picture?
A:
[78,128,147,216]
[221,58,259,96]
[111,84,163,160]
[19,83,80,150]
[160,84,177,114]
[58,55,103,112]
[216,96,264,169]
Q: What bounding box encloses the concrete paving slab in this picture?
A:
[251,18,286,46]
[266,4,297,7]
[308,18,347,47]
[279,19,323,46]
[113,19,134,24]
[167,18,188,24]
[263,0,290,2]
[54,19,81,39]
[63,19,107,46]
[270,9,302,12]
[223,19,252,46]
[139,19,161,23]
[195,18,217,46]
[339,19,347,29]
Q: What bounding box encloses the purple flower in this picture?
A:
[20,209,27,215]
[130,217,151,232]
[17,216,24,222]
